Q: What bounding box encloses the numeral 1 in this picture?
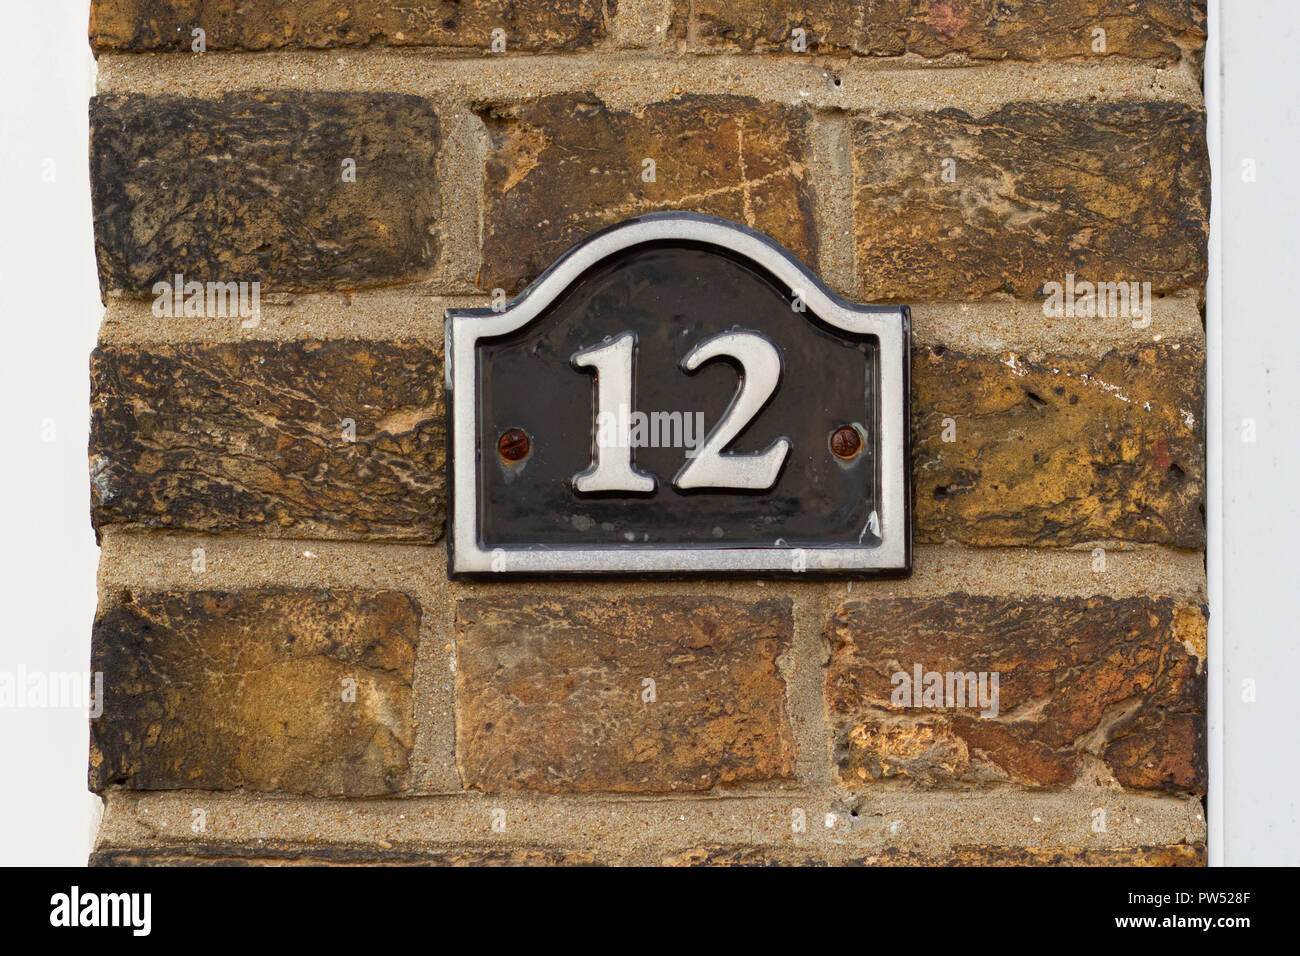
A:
[570,332,657,493]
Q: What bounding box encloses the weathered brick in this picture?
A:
[938,844,1205,866]
[825,596,1206,792]
[92,844,603,866]
[89,589,420,796]
[93,840,1203,867]
[90,0,611,53]
[914,342,1205,548]
[87,336,1200,548]
[90,340,444,541]
[673,0,909,55]
[455,596,796,792]
[91,92,440,295]
[665,844,1204,866]
[674,1,1205,61]
[478,94,817,292]
[853,102,1209,299]
[663,846,829,866]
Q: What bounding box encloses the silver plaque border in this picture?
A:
[446,212,910,576]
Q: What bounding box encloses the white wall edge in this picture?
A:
[1204,0,1225,868]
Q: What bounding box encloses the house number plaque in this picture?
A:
[446,213,910,576]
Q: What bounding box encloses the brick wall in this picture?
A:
[86,1,1209,866]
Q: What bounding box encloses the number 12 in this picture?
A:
[571,329,792,493]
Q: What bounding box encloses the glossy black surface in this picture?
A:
[475,241,881,550]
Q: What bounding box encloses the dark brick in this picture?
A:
[478,94,817,292]
[455,596,797,792]
[666,843,1205,866]
[90,340,445,541]
[853,102,1209,299]
[914,342,1205,548]
[90,589,420,796]
[849,844,1205,866]
[674,1,1205,61]
[93,840,1203,866]
[825,596,1206,792]
[91,92,440,295]
[92,843,603,866]
[90,0,612,53]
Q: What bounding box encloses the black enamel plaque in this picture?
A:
[446,213,910,576]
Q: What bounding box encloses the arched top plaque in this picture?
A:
[446,212,910,576]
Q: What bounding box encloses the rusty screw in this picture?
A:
[830,425,862,460]
[497,428,531,462]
